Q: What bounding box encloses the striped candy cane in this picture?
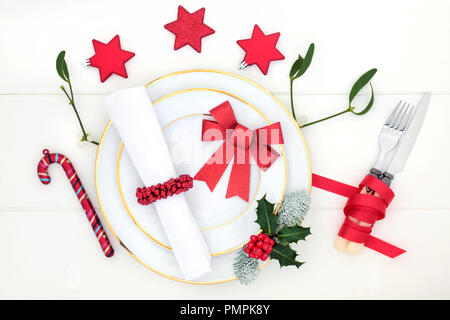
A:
[37,149,114,257]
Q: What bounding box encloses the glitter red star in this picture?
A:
[164,6,215,53]
[237,24,285,75]
[88,35,135,82]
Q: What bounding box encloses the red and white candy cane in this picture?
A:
[37,149,114,257]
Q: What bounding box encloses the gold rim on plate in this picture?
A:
[115,88,287,256]
[95,69,312,285]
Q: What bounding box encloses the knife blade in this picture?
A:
[384,92,431,178]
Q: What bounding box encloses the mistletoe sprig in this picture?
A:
[289,43,315,121]
[56,51,98,145]
[289,43,377,127]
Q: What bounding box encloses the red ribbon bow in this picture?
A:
[194,101,284,202]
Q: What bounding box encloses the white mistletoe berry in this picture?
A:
[296,115,308,127]
[76,133,87,148]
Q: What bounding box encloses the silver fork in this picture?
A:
[370,101,414,179]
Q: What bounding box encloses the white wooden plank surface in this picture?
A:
[0,0,449,299]
[1,0,449,94]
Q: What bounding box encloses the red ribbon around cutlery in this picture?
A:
[312,173,406,258]
[194,101,284,202]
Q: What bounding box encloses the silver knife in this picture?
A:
[382,92,431,185]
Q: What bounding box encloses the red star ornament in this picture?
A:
[237,24,285,75]
[164,6,215,53]
[88,35,135,82]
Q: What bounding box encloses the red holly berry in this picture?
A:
[253,248,263,257]
[244,233,274,260]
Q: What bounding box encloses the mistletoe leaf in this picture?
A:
[295,43,314,79]
[351,83,374,115]
[255,195,277,235]
[348,68,377,105]
[277,226,311,245]
[269,244,303,268]
[290,43,314,80]
[289,55,303,78]
[62,59,70,81]
[56,50,69,82]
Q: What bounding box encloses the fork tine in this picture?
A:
[392,102,408,129]
[398,104,414,131]
[390,101,406,128]
[385,101,402,125]
[393,103,410,130]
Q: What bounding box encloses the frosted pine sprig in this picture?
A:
[277,191,311,228]
[233,249,260,285]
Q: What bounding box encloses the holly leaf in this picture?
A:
[255,195,278,235]
[270,244,304,268]
[277,226,311,245]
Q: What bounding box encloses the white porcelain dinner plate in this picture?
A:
[116,88,287,255]
[96,70,311,284]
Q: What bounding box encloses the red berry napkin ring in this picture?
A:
[136,174,194,205]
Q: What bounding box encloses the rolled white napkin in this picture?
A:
[105,87,211,280]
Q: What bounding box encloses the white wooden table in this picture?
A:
[1,0,449,299]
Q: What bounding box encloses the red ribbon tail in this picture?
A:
[312,173,359,197]
[364,236,406,258]
[225,154,251,202]
[250,143,280,171]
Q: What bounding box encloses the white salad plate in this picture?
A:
[96,70,311,284]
